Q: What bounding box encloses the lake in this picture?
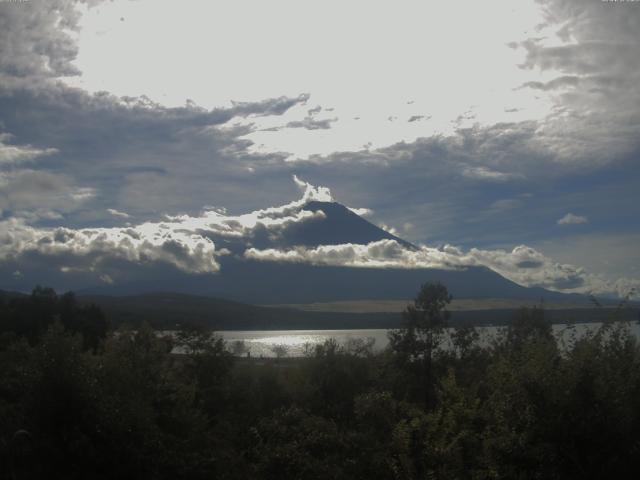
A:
[218,322,640,357]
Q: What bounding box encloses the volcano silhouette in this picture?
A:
[79,200,584,305]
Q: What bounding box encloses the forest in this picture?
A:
[1,284,640,479]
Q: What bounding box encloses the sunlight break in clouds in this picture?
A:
[67,0,554,159]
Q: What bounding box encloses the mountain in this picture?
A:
[78,200,589,305]
[210,200,416,255]
[290,201,416,249]
[84,257,584,304]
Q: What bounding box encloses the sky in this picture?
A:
[0,0,639,298]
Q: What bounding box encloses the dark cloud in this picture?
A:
[515,0,640,165]
[0,81,312,221]
[0,169,94,220]
[0,133,58,165]
[305,121,548,179]
[0,0,315,226]
[285,116,337,130]
[516,260,544,269]
[521,75,581,91]
[231,93,310,117]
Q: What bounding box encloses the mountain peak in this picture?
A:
[276,200,417,249]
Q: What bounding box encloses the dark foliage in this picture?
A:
[1,285,640,479]
[0,287,108,351]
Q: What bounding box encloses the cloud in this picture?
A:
[348,207,373,217]
[285,116,337,130]
[107,208,130,219]
[0,170,95,219]
[230,93,311,118]
[0,178,335,283]
[0,0,86,80]
[0,133,58,165]
[379,224,399,236]
[2,0,633,237]
[0,0,314,224]
[1,174,637,299]
[514,0,640,166]
[462,166,522,182]
[0,217,222,276]
[0,67,310,221]
[557,213,588,225]
[292,175,333,203]
[520,75,581,91]
[245,239,639,299]
[0,221,224,289]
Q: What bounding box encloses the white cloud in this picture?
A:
[292,175,333,203]
[557,213,588,225]
[0,217,221,276]
[245,240,639,299]
[107,208,130,218]
[379,224,399,236]
[0,177,337,277]
[0,134,58,165]
[348,207,373,217]
[462,166,522,182]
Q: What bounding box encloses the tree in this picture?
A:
[506,305,552,350]
[389,282,451,407]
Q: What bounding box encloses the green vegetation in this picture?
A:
[1,284,640,479]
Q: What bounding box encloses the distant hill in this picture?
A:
[3,289,636,330]
[78,292,640,330]
[77,292,401,330]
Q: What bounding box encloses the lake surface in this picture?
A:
[219,322,640,358]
